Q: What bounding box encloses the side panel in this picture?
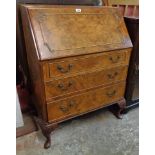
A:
[20,6,47,121]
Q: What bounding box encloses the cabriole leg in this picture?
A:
[34,116,58,149]
[109,98,126,119]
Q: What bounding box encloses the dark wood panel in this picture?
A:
[17,0,61,4]
[62,0,102,5]
[124,17,139,106]
[17,0,100,5]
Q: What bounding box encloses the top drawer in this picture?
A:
[43,49,131,80]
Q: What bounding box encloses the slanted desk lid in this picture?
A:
[26,5,132,60]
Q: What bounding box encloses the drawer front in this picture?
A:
[45,66,128,101]
[47,82,125,122]
[43,49,131,80]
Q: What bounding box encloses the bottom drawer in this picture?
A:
[47,82,126,123]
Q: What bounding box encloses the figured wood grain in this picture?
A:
[47,81,126,122]
[43,49,131,80]
[45,66,128,101]
[22,5,132,60]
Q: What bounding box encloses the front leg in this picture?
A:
[109,98,126,119]
[34,116,58,149]
[117,98,126,119]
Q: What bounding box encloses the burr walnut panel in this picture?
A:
[47,82,126,123]
[43,49,131,80]
[45,66,128,101]
[27,6,132,60]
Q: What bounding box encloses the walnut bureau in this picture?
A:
[20,5,132,149]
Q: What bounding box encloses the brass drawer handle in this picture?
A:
[106,90,116,97]
[57,81,73,91]
[109,55,120,63]
[57,64,73,73]
[107,72,118,79]
[59,105,68,113]
[68,100,76,108]
[59,101,76,113]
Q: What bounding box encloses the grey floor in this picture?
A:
[16,108,139,155]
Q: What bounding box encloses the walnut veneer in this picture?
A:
[20,5,132,149]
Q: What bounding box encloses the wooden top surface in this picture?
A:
[22,5,132,60]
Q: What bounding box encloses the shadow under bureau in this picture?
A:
[20,5,132,149]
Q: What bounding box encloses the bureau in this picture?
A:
[20,5,132,149]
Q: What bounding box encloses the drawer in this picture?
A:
[43,49,131,80]
[47,82,126,123]
[45,66,128,101]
